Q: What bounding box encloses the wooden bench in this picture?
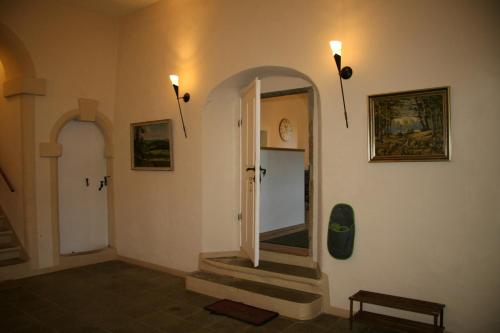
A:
[349,290,445,332]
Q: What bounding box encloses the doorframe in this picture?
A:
[40,98,115,265]
[259,86,315,258]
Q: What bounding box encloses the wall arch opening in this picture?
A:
[40,100,115,264]
[201,66,322,262]
[0,23,45,268]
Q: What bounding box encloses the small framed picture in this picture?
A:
[130,119,173,170]
[368,87,450,162]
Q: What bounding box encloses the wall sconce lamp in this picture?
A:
[169,74,190,138]
[329,40,353,128]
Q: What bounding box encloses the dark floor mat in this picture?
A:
[204,299,278,326]
[261,230,309,248]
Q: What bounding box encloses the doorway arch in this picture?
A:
[0,23,46,267]
[40,98,115,264]
[201,66,322,262]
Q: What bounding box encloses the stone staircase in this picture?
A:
[0,212,26,267]
[185,251,330,320]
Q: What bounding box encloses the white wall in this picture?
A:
[1,0,499,331]
[0,0,119,267]
[260,149,304,233]
[112,1,500,331]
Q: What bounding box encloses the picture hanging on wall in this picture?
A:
[130,119,173,170]
[368,87,450,162]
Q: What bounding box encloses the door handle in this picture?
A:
[98,181,104,191]
[260,166,267,176]
[246,167,255,172]
[85,178,89,187]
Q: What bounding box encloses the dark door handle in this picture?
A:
[85,178,89,187]
[98,181,104,191]
[246,167,255,172]
[260,166,267,176]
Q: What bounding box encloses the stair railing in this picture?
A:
[0,167,15,192]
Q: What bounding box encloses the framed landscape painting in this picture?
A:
[131,119,173,170]
[368,87,450,162]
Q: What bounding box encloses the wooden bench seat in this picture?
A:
[349,290,445,332]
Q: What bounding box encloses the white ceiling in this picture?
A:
[61,0,160,17]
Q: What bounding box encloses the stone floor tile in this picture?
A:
[157,300,204,319]
[0,313,41,333]
[206,316,252,333]
[282,322,328,333]
[139,310,201,332]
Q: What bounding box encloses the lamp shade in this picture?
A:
[329,40,342,56]
[169,74,179,86]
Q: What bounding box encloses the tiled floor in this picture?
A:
[0,261,374,332]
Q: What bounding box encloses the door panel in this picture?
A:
[240,78,260,267]
[59,121,108,254]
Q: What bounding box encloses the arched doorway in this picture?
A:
[58,120,109,255]
[40,99,115,264]
[201,66,321,264]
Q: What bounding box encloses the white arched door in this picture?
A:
[58,120,108,254]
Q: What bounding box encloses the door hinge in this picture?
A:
[237,213,242,221]
[237,119,242,127]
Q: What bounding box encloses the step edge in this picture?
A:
[186,275,323,320]
[202,257,323,286]
[190,270,322,302]
[0,246,21,253]
[199,262,323,295]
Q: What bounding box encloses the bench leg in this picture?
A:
[440,309,444,328]
[433,314,438,328]
[349,299,353,330]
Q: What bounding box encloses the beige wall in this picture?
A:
[112,1,500,331]
[0,0,119,267]
[0,0,499,331]
[261,93,309,166]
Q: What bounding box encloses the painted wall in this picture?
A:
[261,93,309,166]
[0,0,119,267]
[0,0,499,331]
[113,1,500,332]
[260,149,305,233]
[0,61,24,242]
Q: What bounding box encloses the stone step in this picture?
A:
[0,221,9,232]
[200,256,328,295]
[186,270,323,320]
[260,250,317,268]
[0,230,13,244]
[0,245,21,261]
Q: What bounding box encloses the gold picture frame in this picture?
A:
[368,87,450,162]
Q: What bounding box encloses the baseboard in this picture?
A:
[116,255,189,277]
[199,250,243,259]
[0,247,118,282]
[322,304,350,318]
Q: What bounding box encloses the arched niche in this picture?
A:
[40,98,115,264]
[201,66,322,262]
[0,22,46,268]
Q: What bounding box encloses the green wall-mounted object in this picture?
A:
[327,203,355,259]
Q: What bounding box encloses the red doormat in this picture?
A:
[204,299,279,326]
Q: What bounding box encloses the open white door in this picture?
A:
[240,78,261,267]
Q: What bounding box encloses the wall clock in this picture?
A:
[279,118,293,142]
